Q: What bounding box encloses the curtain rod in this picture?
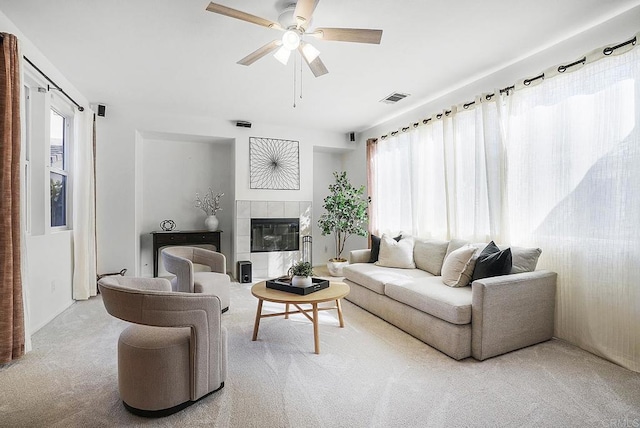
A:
[378,34,637,141]
[0,33,85,111]
[22,56,85,112]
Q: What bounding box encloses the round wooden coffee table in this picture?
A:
[251,281,350,354]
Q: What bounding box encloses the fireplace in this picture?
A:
[251,218,300,253]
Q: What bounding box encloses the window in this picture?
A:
[49,109,68,228]
[22,68,75,235]
[23,85,30,233]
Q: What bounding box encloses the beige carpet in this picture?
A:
[1,278,639,427]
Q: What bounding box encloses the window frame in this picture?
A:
[22,64,75,235]
[22,84,31,234]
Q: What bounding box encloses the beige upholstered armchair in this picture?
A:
[161,246,230,312]
[98,275,227,417]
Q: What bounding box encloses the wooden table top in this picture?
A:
[251,281,350,304]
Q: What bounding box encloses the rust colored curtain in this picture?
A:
[0,33,25,364]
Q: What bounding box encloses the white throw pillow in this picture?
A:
[509,246,542,273]
[441,244,479,287]
[413,238,449,275]
[376,235,416,269]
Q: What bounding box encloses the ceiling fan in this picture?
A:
[205,0,383,77]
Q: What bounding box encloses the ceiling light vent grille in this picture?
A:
[380,92,410,104]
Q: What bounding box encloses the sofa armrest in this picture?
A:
[471,270,556,361]
[349,249,371,264]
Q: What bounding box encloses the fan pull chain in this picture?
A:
[300,53,303,100]
[293,53,297,108]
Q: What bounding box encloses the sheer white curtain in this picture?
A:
[505,46,640,372]
[373,96,504,242]
[72,110,97,300]
[370,34,639,372]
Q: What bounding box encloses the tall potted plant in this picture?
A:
[318,171,370,276]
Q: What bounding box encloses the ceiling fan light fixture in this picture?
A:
[282,30,301,50]
[274,45,292,65]
[301,42,320,63]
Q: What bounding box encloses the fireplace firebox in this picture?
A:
[251,218,300,253]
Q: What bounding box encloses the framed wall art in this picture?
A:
[249,137,300,190]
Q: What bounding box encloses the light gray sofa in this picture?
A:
[343,238,557,361]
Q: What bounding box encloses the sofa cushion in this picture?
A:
[472,241,512,281]
[384,276,473,325]
[441,245,478,287]
[343,263,433,295]
[413,238,449,276]
[505,246,542,274]
[376,235,416,269]
[369,234,401,263]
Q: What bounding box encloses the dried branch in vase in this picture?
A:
[195,188,224,216]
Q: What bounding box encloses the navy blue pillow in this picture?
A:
[471,241,512,282]
[369,234,401,263]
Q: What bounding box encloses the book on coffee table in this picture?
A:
[266,277,330,295]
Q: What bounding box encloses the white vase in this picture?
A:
[204,215,219,231]
[292,275,312,287]
[327,260,349,276]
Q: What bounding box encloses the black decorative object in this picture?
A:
[266,277,329,295]
[250,137,299,190]
[160,220,176,231]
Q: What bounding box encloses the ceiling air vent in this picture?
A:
[380,92,410,104]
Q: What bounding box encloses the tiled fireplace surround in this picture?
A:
[235,200,312,279]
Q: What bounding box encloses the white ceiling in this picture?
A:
[1,0,639,133]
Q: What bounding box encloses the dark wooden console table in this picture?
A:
[151,230,222,277]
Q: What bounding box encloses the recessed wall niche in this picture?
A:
[139,133,234,277]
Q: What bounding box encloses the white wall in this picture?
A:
[139,136,234,276]
[95,105,351,277]
[25,233,74,333]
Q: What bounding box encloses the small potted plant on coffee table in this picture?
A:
[288,261,314,287]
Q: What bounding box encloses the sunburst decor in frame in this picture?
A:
[249,137,300,190]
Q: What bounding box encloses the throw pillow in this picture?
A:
[376,235,415,269]
[369,234,401,263]
[413,238,449,275]
[444,238,469,261]
[509,246,542,273]
[441,245,478,287]
[472,241,513,282]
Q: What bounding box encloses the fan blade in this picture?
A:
[206,2,282,30]
[298,46,328,77]
[308,57,329,77]
[237,40,282,66]
[311,28,383,44]
[294,0,319,30]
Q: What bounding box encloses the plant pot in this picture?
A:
[327,259,349,276]
[291,275,312,287]
[204,215,219,231]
